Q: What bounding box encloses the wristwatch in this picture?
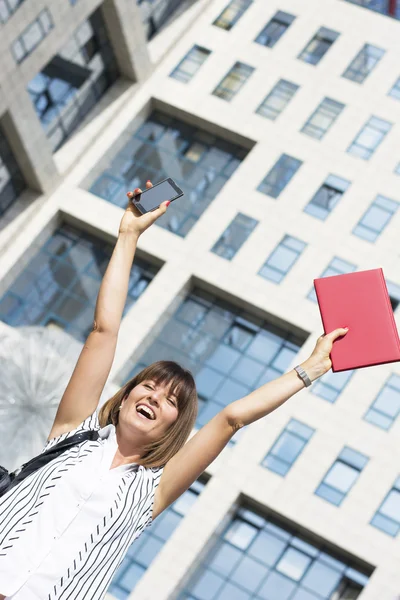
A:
[294,365,312,388]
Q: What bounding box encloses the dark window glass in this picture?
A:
[305,175,350,220]
[255,11,295,48]
[108,480,206,598]
[0,224,158,341]
[213,0,252,31]
[0,0,25,24]
[315,447,369,506]
[387,281,400,311]
[298,27,339,65]
[343,44,385,83]
[170,45,211,83]
[301,98,345,140]
[353,195,398,242]
[0,127,26,218]
[364,374,400,430]
[343,0,400,20]
[89,111,248,237]
[27,8,119,152]
[262,419,314,476]
[117,288,304,441]
[178,504,370,599]
[371,476,400,537]
[256,79,299,120]
[308,257,356,302]
[212,61,254,101]
[258,154,302,198]
[259,235,306,283]
[211,213,258,260]
[347,116,392,160]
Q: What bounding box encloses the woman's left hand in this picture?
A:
[301,328,349,381]
[119,180,169,237]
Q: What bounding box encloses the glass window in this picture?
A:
[89,111,248,237]
[0,0,25,24]
[212,62,254,101]
[371,476,400,537]
[170,45,211,83]
[256,79,299,120]
[213,0,252,31]
[387,281,400,311]
[255,11,295,48]
[301,98,345,140]
[308,257,357,302]
[211,213,258,260]
[259,235,306,283]
[27,8,119,152]
[258,154,302,198]
[262,419,314,476]
[353,195,398,242]
[298,27,339,65]
[137,0,197,39]
[0,127,26,218]
[343,0,399,19]
[364,374,400,430]
[11,9,54,64]
[342,44,385,83]
[305,174,351,220]
[315,447,369,506]
[389,77,400,100]
[117,288,304,441]
[312,370,354,403]
[178,505,370,599]
[0,224,158,341]
[347,116,392,160]
[395,162,400,175]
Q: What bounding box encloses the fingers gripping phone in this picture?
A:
[132,178,184,214]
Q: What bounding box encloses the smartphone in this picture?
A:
[132,178,184,214]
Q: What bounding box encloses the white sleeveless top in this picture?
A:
[0,413,163,599]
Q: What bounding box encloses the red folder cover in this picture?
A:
[314,268,400,372]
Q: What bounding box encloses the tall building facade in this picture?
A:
[1,0,400,599]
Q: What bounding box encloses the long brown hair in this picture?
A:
[98,361,198,468]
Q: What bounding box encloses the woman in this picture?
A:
[0,182,347,599]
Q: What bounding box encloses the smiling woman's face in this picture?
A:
[119,379,179,442]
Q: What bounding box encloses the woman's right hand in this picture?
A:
[119,180,170,237]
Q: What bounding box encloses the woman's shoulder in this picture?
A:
[42,411,100,452]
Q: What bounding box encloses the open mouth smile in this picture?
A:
[136,404,156,420]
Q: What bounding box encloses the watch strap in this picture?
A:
[294,365,312,388]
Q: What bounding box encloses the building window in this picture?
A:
[258,154,302,199]
[178,505,370,599]
[371,477,400,537]
[212,62,254,101]
[315,447,369,506]
[11,9,54,64]
[137,0,194,40]
[211,213,258,260]
[301,98,345,140]
[0,225,158,341]
[347,116,392,160]
[0,0,25,24]
[364,374,400,430]
[259,235,306,284]
[298,27,339,65]
[213,0,252,31]
[305,175,350,220]
[117,288,304,436]
[387,281,400,311]
[353,195,398,242]
[27,8,119,152]
[312,370,354,403]
[256,79,299,121]
[343,0,400,19]
[389,77,400,100]
[109,480,206,598]
[0,127,26,218]
[308,257,357,302]
[395,162,400,175]
[342,44,385,83]
[262,419,314,476]
[170,45,211,83]
[255,11,295,48]
[90,111,248,238]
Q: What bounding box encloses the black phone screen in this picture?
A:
[134,178,183,214]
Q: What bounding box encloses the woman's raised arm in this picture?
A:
[48,183,169,440]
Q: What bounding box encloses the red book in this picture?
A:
[314,268,400,372]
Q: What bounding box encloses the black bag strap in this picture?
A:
[1,429,99,497]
